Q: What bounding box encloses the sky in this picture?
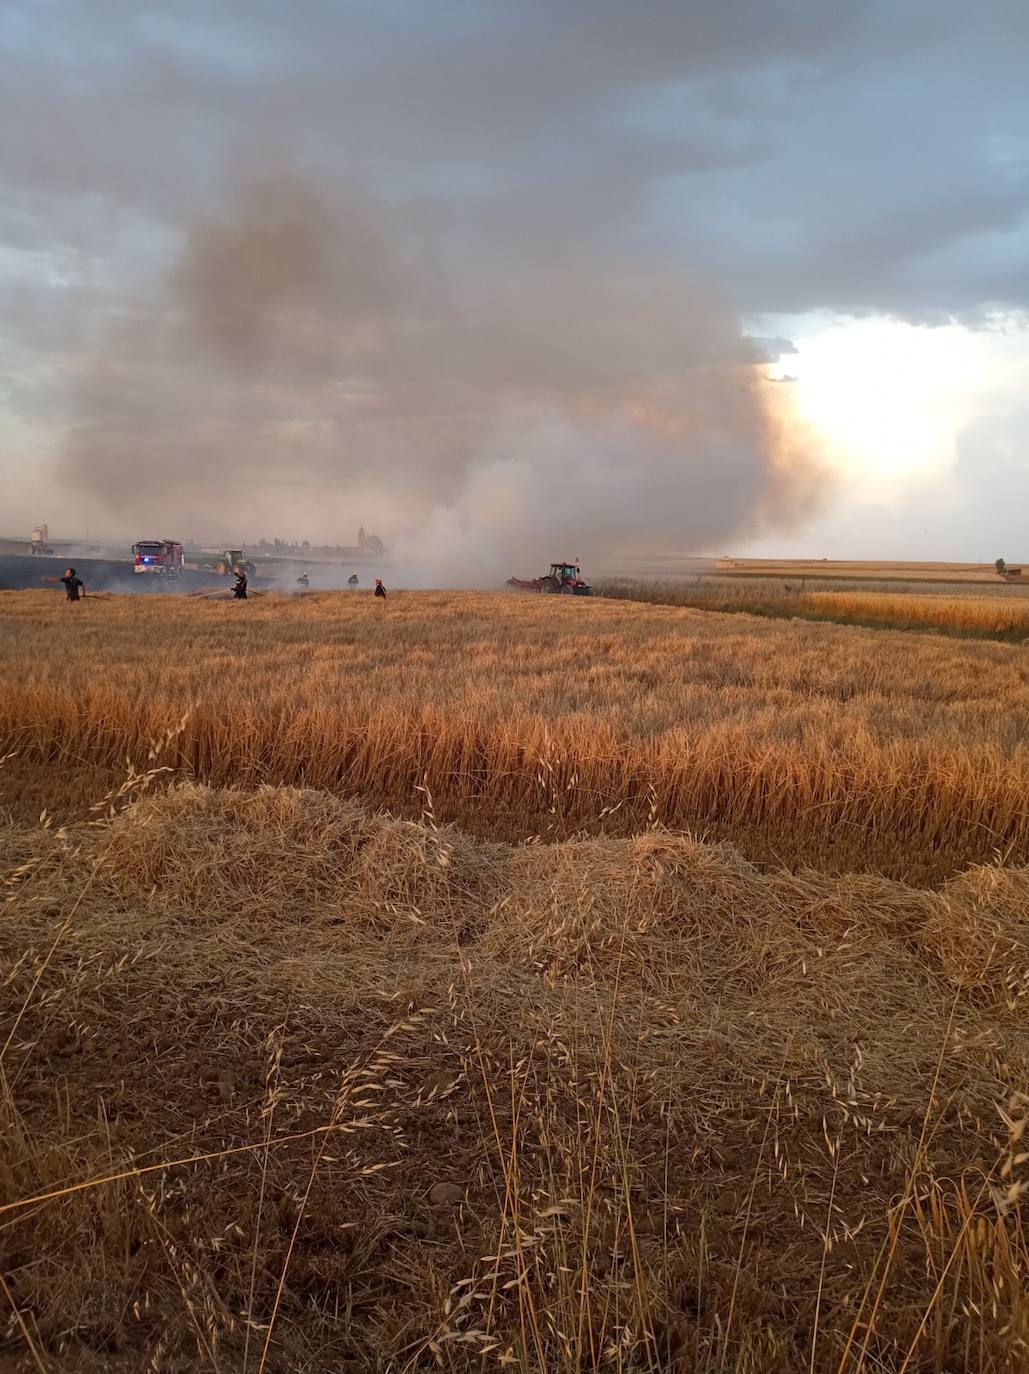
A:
[1,1,1027,570]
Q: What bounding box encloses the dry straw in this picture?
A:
[1,780,1027,1371]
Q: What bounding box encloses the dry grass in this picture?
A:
[1,781,1027,1372]
[597,579,1029,640]
[1,589,1028,883]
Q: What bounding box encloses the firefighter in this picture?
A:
[60,567,85,602]
[374,578,386,599]
[296,572,309,589]
[232,571,248,600]
[348,573,359,588]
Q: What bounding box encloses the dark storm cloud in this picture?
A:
[1,1,1026,555]
[4,1,1025,313]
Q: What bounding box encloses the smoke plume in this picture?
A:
[66,172,823,579]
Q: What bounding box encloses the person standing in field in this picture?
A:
[374,578,386,599]
[60,567,85,601]
[348,573,359,588]
[232,571,248,600]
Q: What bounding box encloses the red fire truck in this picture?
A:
[132,540,184,578]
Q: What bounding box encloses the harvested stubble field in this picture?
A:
[1,587,1028,1373]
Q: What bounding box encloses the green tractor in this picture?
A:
[213,549,255,577]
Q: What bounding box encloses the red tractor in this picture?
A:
[507,561,592,595]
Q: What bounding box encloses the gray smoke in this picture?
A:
[65,172,823,578]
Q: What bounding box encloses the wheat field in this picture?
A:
[597,578,1029,640]
[1,586,1028,1372]
[1,588,1028,881]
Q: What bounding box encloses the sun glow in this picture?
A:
[766,316,1014,499]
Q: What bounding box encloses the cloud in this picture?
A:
[748,336,799,363]
[3,3,1025,314]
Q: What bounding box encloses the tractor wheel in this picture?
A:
[559,583,575,594]
[540,577,560,593]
